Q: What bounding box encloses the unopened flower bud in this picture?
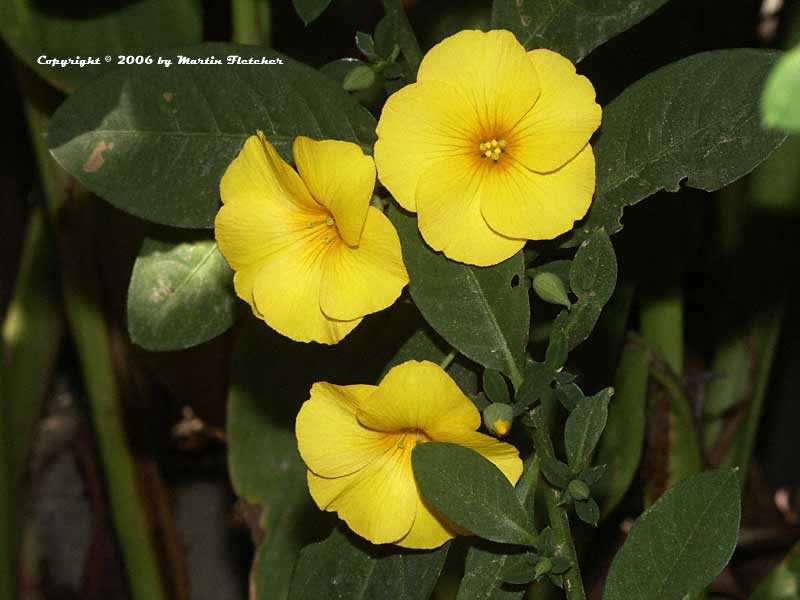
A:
[483,403,514,437]
[532,272,571,309]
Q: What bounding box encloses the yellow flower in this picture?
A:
[295,360,523,549]
[215,132,409,344]
[374,29,602,266]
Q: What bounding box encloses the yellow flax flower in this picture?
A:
[215,132,409,344]
[295,360,523,549]
[375,29,602,266]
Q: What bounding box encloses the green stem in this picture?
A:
[232,0,271,46]
[438,349,457,371]
[640,292,683,375]
[20,76,167,600]
[531,408,585,600]
[382,0,423,78]
[0,372,14,600]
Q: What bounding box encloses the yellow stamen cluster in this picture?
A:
[479,138,507,161]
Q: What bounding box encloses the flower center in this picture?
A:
[306,213,338,244]
[479,138,507,161]
[395,428,431,449]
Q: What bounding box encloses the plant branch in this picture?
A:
[382,0,423,78]
[232,0,271,46]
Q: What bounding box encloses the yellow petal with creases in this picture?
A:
[375,80,476,212]
[293,137,376,246]
[357,360,480,433]
[508,49,601,173]
[296,382,390,478]
[480,145,596,240]
[415,157,525,266]
[319,207,408,321]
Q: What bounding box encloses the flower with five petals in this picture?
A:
[295,360,523,549]
[375,29,602,266]
[215,133,408,344]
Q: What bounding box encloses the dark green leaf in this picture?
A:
[390,208,529,381]
[574,498,600,527]
[539,455,572,489]
[0,0,202,92]
[553,229,617,350]
[564,389,611,472]
[374,13,398,58]
[456,457,540,600]
[564,50,787,247]
[355,31,378,60]
[514,362,553,409]
[526,259,572,285]
[491,0,668,62]
[289,528,448,600]
[594,339,649,516]
[292,0,332,25]
[126,232,236,351]
[413,443,536,546]
[554,382,584,412]
[580,464,607,486]
[604,470,741,600]
[47,44,377,228]
[763,45,800,132]
[749,541,800,600]
[483,369,511,404]
[544,330,568,371]
[500,552,539,585]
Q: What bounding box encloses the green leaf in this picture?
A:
[47,44,377,228]
[594,338,649,516]
[749,541,800,600]
[763,45,800,132]
[355,31,378,61]
[564,50,787,248]
[456,457,540,600]
[574,498,600,527]
[390,208,529,382]
[603,470,741,600]
[564,389,611,473]
[289,528,448,600]
[0,0,202,93]
[539,455,573,489]
[554,382,584,412]
[500,552,539,585]
[491,0,668,62]
[514,361,554,409]
[412,443,536,546]
[553,229,617,350]
[126,232,236,351]
[292,0,333,25]
[483,369,511,404]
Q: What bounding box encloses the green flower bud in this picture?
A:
[343,65,376,92]
[532,272,571,309]
[567,479,591,501]
[483,402,514,437]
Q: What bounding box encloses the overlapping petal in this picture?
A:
[319,207,409,321]
[396,495,456,550]
[357,360,481,433]
[480,145,596,240]
[417,29,541,137]
[374,80,476,211]
[415,157,526,266]
[507,49,601,173]
[293,136,376,246]
[432,429,524,486]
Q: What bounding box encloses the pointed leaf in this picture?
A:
[491,0,669,62]
[293,0,333,25]
[564,50,787,248]
[412,443,536,547]
[289,528,448,600]
[483,369,511,404]
[127,232,236,351]
[47,43,377,228]
[390,208,529,380]
[603,470,741,600]
[564,389,612,472]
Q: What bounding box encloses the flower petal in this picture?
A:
[220,131,316,210]
[319,207,409,321]
[417,29,540,137]
[357,360,480,433]
[508,49,601,173]
[251,232,361,344]
[415,157,525,266]
[375,80,476,212]
[296,382,391,478]
[431,429,523,485]
[480,145,596,240]
[307,441,418,544]
[395,495,456,550]
[293,137,376,246]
